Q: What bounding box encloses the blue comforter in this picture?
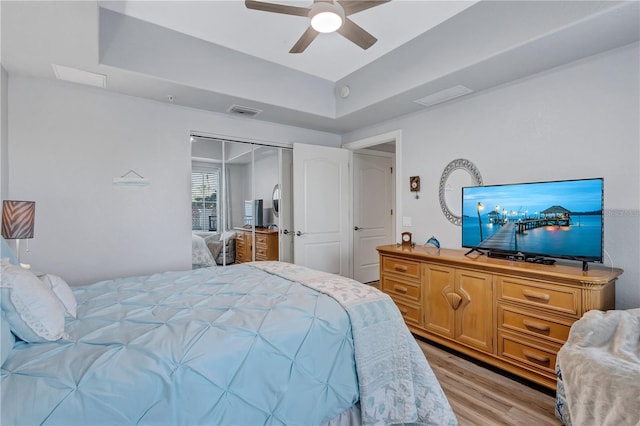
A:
[251,262,457,426]
[2,265,359,425]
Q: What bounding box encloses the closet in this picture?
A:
[191,135,293,266]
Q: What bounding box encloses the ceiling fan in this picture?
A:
[245,0,390,53]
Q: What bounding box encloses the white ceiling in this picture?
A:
[2,1,639,134]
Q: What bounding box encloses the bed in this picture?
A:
[1,257,456,425]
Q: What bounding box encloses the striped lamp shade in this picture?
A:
[1,200,36,239]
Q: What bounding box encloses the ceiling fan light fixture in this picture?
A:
[245,0,385,53]
[310,2,344,33]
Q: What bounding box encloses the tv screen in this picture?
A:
[244,199,264,228]
[462,178,603,262]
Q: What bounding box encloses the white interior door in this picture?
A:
[293,143,351,277]
[353,153,394,283]
[278,149,294,263]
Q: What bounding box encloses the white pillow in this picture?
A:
[0,263,66,342]
[39,274,77,318]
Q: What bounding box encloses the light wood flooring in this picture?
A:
[366,281,560,425]
[417,338,561,426]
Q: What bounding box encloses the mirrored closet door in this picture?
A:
[190,136,292,268]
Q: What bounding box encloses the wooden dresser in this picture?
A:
[234,228,279,263]
[377,245,623,390]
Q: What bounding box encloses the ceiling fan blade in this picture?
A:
[245,0,310,17]
[338,1,390,16]
[289,27,320,53]
[336,18,377,50]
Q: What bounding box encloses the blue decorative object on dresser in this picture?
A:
[426,236,441,249]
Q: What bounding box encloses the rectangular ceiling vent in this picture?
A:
[227,105,263,117]
[414,85,473,108]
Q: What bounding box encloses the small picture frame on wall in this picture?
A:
[410,176,420,192]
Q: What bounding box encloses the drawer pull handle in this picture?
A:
[393,285,408,293]
[523,350,550,364]
[522,290,550,301]
[523,320,551,332]
[400,309,409,315]
[394,265,408,272]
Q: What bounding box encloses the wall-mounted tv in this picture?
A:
[462,178,603,268]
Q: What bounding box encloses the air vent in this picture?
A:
[414,85,473,108]
[227,105,263,117]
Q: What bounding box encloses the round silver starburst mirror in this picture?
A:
[439,159,483,226]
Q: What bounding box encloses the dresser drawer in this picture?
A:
[255,234,268,245]
[499,331,560,376]
[498,304,572,344]
[382,256,421,280]
[381,277,420,302]
[391,298,421,325]
[255,246,268,260]
[497,276,580,317]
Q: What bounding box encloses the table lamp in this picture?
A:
[1,200,35,265]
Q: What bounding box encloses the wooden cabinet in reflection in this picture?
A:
[234,228,279,263]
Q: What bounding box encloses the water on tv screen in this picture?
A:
[461,178,603,261]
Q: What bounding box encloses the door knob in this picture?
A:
[295,231,305,236]
[282,229,290,235]
[354,226,361,231]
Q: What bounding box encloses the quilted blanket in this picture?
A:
[251,261,457,426]
[556,308,640,426]
[2,264,359,425]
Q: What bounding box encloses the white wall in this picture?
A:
[343,43,640,309]
[7,75,340,285]
[1,66,8,200]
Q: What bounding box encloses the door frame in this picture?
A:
[343,130,402,278]
[352,150,394,283]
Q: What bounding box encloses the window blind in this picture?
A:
[191,166,220,231]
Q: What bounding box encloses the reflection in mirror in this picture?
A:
[272,184,280,217]
[191,137,226,267]
[224,141,254,263]
[252,145,279,229]
[227,141,253,230]
[191,136,291,266]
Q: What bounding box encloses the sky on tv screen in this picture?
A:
[462,179,603,216]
